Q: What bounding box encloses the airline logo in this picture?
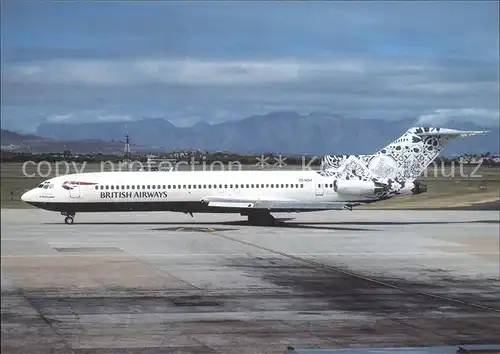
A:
[62,180,97,190]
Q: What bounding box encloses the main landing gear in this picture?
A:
[246,211,277,226]
[61,212,75,224]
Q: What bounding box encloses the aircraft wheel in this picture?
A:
[64,216,74,224]
[247,212,276,226]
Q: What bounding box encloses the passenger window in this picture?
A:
[192,185,196,189]
[131,185,135,189]
[301,184,303,188]
[255,184,259,188]
[152,185,156,189]
[230,184,233,188]
[199,185,202,189]
[224,184,227,188]
[95,186,98,190]
[111,186,114,190]
[271,184,274,188]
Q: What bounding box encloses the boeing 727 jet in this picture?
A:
[21,126,486,225]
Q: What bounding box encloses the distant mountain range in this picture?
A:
[6,112,500,155]
[1,129,51,145]
[0,129,159,155]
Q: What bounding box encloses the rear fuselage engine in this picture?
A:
[333,180,388,196]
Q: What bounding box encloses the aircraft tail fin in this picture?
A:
[320,126,487,184]
[370,127,488,182]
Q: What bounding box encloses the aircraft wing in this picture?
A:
[201,196,350,211]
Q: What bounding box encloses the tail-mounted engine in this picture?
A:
[333,180,389,196]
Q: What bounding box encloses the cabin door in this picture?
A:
[70,184,81,198]
[315,180,324,196]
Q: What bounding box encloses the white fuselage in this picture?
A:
[21,170,391,214]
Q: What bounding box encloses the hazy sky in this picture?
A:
[1,1,499,132]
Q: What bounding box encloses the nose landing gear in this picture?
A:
[61,212,75,224]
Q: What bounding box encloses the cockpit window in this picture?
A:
[37,184,44,188]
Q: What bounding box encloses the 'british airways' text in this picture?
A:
[100,191,168,199]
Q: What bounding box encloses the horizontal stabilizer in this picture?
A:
[414,128,488,137]
[201,196,348,211]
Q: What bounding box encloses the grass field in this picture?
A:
[1,161,499,209]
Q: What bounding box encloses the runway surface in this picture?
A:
[1,209,499,354]
[444,199,500,210]
[407,199,500,211]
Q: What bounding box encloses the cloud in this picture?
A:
[416,108,500,127]
[2,56,498,131]
[3,57,497,92]
[2,58,365,86]
[1,1,498,131]
[45,110,134,123]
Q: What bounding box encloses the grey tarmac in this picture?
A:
[1,209,499,354]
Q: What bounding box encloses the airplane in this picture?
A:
[21,126,487,225]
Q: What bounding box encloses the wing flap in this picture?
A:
[202,196,348,210]
[209,201,256,208]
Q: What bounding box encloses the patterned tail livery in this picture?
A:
[320,126,487,196]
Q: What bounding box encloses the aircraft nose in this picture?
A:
[21,189,34,202]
